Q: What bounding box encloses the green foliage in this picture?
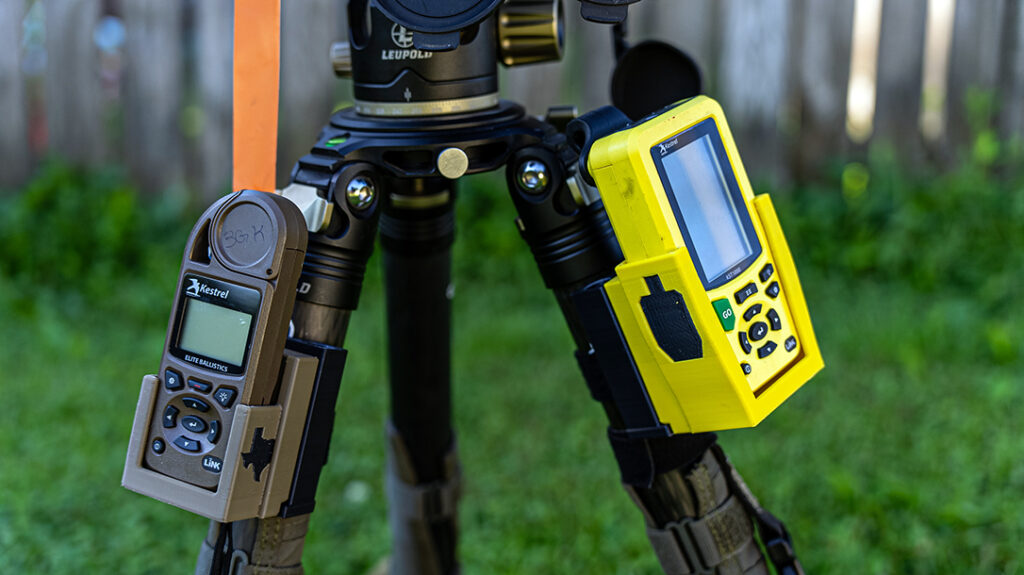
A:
[726,278,1024,574]
[3,260,1023,574]
[776,144,1024,311]
[453,171,539,282]
[0,160,193,323]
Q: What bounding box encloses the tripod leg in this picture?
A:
[380,177,460,575]
[194,162,381,575]
[505,148,794,574]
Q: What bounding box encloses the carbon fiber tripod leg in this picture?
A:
[504,142,798,575]
[380,177,461,575]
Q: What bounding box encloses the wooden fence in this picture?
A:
[1,0,1023,199]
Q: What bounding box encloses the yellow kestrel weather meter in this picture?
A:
[579,95,823,434]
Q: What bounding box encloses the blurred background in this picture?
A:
[1,0,1023,573]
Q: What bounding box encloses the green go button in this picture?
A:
[712,298,736,331]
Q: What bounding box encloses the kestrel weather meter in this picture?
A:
[576,95,823,434]
[123,190,321,522]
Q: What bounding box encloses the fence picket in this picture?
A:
[717,0,794,183]
[122,0,185,195]
[998,0,1024,141]
[501,61,565,116]
[277,0,344,188]
[574,9,616,113]
[947,0,1006,146]
[44,0,106,166]
[14,1,1024,199]
[195,0,234,201]
[796,0,856,177]
[631,0,719,93]
[0,0,30,190]
[873,0,928,155]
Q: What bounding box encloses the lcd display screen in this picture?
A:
[654,126,757,286]
[178,298,253,367]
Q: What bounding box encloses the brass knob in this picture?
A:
[497,0,564,67]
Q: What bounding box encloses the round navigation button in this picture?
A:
[749,321,768,342]
[182,415,208,434]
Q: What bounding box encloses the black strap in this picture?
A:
[710,445,804,575]
[566,106,631,185]
[608,429,717,488]
[208,522,234,575]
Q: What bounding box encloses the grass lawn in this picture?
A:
[1,179,1022,574]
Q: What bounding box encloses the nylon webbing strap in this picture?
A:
[386,423,463,522]
[233,0,280,193]
[247,515,309,574]
[386,423,462,575]
[625,450,768,575]
[645,498,764,575]
[710,445,805,575]
[197,517,309,575]
[388,473,462,521]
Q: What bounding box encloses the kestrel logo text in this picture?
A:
[186,279,230,299]
[658,138,680,156]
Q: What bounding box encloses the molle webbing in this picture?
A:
[711,445,804,575]
[625,450,768,575]
[197,515,310,575]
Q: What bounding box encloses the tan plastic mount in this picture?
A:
[122,350,318,523]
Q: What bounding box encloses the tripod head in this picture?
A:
[330,0,703,122]
[369,0,637,40]
[331,0,566,116]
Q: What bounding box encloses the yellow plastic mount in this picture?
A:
[588,96,824,434]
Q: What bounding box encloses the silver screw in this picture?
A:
[346,176,376,210]
[517,160,550,194]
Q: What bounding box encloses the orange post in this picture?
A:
[233,0,281,193]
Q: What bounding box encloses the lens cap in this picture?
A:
[375,0,502,33]
[611,41,703,121]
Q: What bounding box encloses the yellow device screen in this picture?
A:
[587,96,823,434]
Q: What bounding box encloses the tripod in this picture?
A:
[194,2,803,573]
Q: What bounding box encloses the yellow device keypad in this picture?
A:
[710,259,799,392]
